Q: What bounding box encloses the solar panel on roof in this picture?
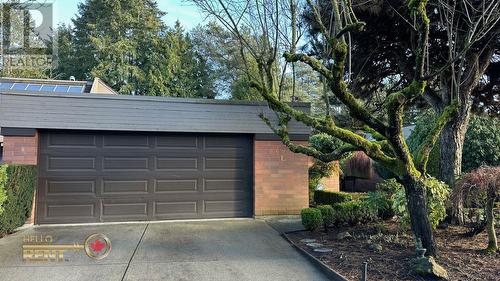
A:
[55,85,70,93]
[12,83,29,90]
[0,81,87,93]
[68,86,84,93]
[0,82,14,90]
[26,84,42,91]
[41,84,56,92]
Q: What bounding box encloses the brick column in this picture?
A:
[2,132,39,165]
[254,140,309,215]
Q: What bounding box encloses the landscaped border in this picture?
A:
[281,230,350,281]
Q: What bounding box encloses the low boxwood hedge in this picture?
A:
[331,200,377,226]
[317,205,335,230]
[0,165,37,235]
[314,190,352,205]
[301,208,323,231]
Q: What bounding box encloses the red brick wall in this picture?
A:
[2,133,39,165]
[254,140,310,215]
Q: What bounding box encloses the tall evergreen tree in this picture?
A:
[55,0,215,97]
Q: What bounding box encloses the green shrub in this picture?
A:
[317,205,335,228]
[0,165,8,216]
[424,178,450,228]
[301,208,323,231]
[314,190,352,205]
[309,133,350,155]
[364,191,395,220]
[376,178,403,194]
[332,200,377,226]
[0,165,37,234]
[350,192,367,201]
[391,177,449,229]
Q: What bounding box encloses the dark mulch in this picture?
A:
[288,222,500,281]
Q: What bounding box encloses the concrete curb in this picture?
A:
[281,232,350,281]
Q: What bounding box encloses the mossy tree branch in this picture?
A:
[254,83,403,173]
[283,49,389,137]
[408,0,430,80]
[282,52,333,80]
[335,22,366,39]
[385,81,427,175]
[259,113,359,162]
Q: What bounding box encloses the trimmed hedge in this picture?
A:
[0,165,37,234]
[301,208,323,231]
[317,205,335,229]
[331,201,377,226]
[314,190,352,205]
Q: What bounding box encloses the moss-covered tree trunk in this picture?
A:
[486,184,498,253]
[402,175,438,257]
[438,47,494,225]
[439,103,471,225]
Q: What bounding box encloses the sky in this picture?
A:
[52,0,204,30]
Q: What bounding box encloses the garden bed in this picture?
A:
[288,222,499,281]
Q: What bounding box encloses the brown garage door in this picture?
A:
[36,131,253,224]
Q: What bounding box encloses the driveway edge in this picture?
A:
[281,232,350,281]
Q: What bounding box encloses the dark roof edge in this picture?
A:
[0,91,310,108]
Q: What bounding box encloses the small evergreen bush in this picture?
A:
[301,208,323,231]
[332,201,377,226]
[314,190,352,205]
[0,165,37,234]
[317,205,335,229]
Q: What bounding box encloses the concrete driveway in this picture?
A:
[0,220,329,281]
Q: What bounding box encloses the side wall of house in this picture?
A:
[254,140,310,215]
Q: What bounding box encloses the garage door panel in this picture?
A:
[47,156,97,170]
[154,201,198,217]
[154,179,198,193]
[102,180,149,194]
[156,157,198,170]
[46,133,97,147]
[102,135,150,147]
[44,179,96,196]
[37,131,253,224]
[45,202,97,219]
[103,157,149,170]
[157,135,198,148]
[101,201,148,217]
